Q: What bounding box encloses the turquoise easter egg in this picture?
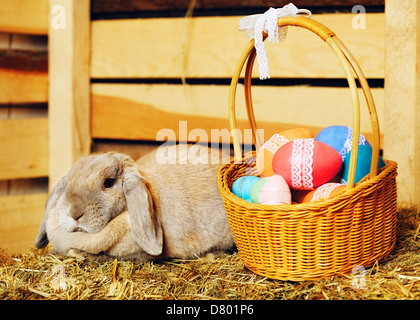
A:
[315,125,371,160]
[341,145,386,185]
[232,175,260,202]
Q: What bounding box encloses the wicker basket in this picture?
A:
[218,16,398,281]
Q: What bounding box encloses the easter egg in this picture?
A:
[341,144,386,185]
[231,175,260,202]
[315,125,371,160]
[272,138,342,190]
[256,128,313,177]
[250,177,269,204]
[294,182,346,203]
[257,175,292,205]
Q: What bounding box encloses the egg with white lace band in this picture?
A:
[293,182,346,203]
[256,128,314,177]
[315,125,371,161]
[272,139,342,190]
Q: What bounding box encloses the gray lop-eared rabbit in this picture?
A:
[35,144,234,262]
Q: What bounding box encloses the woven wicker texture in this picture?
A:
[218,16,398,281]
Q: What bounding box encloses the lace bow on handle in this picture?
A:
[239,3,312,80]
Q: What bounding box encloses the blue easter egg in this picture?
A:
[341,144,386,185]
[232,175,260,202]
[315,125,371,160]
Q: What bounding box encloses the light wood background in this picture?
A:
[1,0,419,254]
[0,1,49,252]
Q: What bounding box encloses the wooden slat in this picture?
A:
[49,0,91,190]
[0,0,48,35]
[383,0,420,211]
[0,193,48,254]
[91,13,385,79]
[91,83,384,146]
[0,68,48,104]
[0,118,48,180]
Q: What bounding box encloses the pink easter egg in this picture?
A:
[272,138,342,190]
[258,175,292,205]
[256,128,314,177]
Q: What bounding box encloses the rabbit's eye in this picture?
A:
[103,178,116,189]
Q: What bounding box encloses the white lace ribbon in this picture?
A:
[239,3,311,80]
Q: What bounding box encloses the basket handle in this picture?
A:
[229,16,381,189]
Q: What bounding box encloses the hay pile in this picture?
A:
[1,215,419,300]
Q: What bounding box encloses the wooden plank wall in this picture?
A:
[0,0,48,34]
[48,0,91,190]
[88,0,417,212]
[90,1,386,152]
[0,1,49,253]
[3,0,419,254]
[383,0,420,212]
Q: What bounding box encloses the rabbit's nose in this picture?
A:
[70,210,84,221]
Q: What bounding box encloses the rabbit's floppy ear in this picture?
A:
[120,157,163,256]
[35,175,68,249]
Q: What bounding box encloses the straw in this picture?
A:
[0,215,418,300]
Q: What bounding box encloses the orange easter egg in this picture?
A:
[294,182,346,203]
[256,128,313,177]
